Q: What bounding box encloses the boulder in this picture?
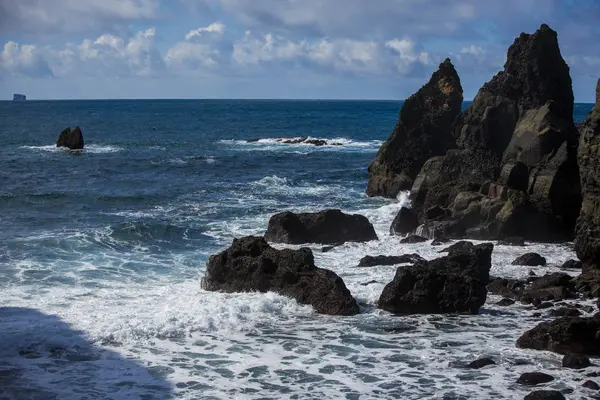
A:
[512,253,547,266]
[516,372,554,386]
[400,235,428,244]
[549,307,582,317]
[264,209,377,245]
[366,59,463,198]
[390,207,419,235]
[562,352,591,369]
[467,358,495,369]
[524,391,565,400]
[439,241,474,253]
[378,243,493,314]
[201,236,359,315]
[520,273,575,304]
[358,254,424,267]
[516,316,600,355]
[487,277,527,299]
[576,79,600,273]
[496,298,516,307]
[583,380,600,390]
[561,259,583,269]
[56,126,84,150]
[498,237,526,246]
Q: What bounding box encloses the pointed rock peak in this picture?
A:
[539,23,552,32]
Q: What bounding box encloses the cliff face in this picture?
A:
[399,24,580,242]
[365,59,463,198]
[575,79,600,272]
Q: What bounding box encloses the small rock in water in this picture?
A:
[536,302,553,310]
[517,372,555,385]
[400,235,428,244]
[550,307,582,317]
[496,298,515,307]
[431,237,451,246]
[562,352,591,369]
[56,126,85,150]
[517,316,600,355]
[360,280,379,286]
[498,237,526,246]
[467,357,496,369]
[561,259,582,269]
[439,241,474,253]
[583,380,600,390]
[512,253,547,266]
[524,391,565,400]
[358,254,424,267]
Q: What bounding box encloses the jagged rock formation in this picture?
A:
[201,236,360,316]
[366,58,463,198]
[517,316,600,355]
[575,79,600,272]
[56,126,85,150]
[407,24,581,242]
[378,243,492,314]
[264,209,377,245]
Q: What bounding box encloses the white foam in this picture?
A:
[219,137,383,152]
[20,144,123,154]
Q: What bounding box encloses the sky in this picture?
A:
[0,0,599,101]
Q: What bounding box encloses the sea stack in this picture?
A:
[575,78,600,273]
[366,58,463,198]
[56,126,85,150]
[404,24,581,242]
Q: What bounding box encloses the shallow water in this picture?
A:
[0,100,595,399]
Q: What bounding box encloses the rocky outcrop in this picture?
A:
[264,209,377,245]
[357,254,424,267]
[512,253,547,266]
[201,236,359,316]
[517,372,554,386]
[366,59,463,198]
[390,207,418,235]
[56,126,84,150]
[562,352,591,369]
[524,391,565,400]
[576,79,600,272]
[516,316,600,355]
[408,24,581,242]
[378,243,492,314]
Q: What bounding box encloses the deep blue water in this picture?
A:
[0,100,594,399]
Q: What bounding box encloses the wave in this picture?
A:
[20,144,123,154]
[219,136,382,150]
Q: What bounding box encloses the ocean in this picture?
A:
[0,100,595,399]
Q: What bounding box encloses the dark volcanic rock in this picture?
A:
[516,316,600,355]
[561,259,583,269]
[439,240,474,254]
[524,390,565,400]
[562,352,591,369]
[487,277,527,299]
[409,24,580,242]
[56,126,84,149]
[358,254,424,267]
[496,298,516,307]
[520,273,575,304]
[498,237,526,246]
[264,209,377,245]
[550,307,582,317]
[378,243,493,314]
[467,357,495,369]
[583,380,600,390]
[201,236,359,316]
[576,79,600,273]
[512,253,547,266]
[366,59,463,198]
[517,372,554,385]
[575,271,600,298]
[400,235,428,244]
[390,207,419,235]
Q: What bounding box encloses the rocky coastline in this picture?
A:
[201,24,600,398]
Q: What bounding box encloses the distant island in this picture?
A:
[13,93,26,101]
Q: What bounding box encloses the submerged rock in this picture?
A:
[524,390,565,400]
[517,372,554,386]
[264,209,377,245]
[561,259,583,269]
[56,126,84,150]
[378,243,492,314]
[357,254,424,267]
[516,316,600,355]
[467,357,496,369]
[512,253,547,266]
[366,58,463,198]
[201,236,359,316]
[562,352,591,369]
[576,79,600,273]
[400,235,428,244]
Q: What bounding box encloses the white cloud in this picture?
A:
[0,41,53,77]
[185,23,226,41]
[0,0,160,35]
[460,45,485,56]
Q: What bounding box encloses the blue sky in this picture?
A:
[1,0,598,101]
